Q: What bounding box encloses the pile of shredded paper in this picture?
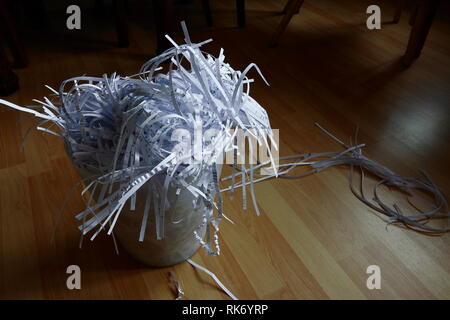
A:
[0,23,277,257]
[1,22,449,264]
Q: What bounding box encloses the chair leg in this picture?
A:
[236,0,245,28]
[393,0,406,23]
[282,0,299,14]
[409,2,419,26]
[201,0,213,27]
[113,0,129,47]
[153,0,174,54]
[403,0,439,66]
[269,0,304,47]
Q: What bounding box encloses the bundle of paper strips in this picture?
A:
[0,23,449,299]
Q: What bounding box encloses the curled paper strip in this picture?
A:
[221,123,450,233]
[187,259,238,300]
[168,271,185,300]
[167,260,238,300]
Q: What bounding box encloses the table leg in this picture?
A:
[269,0,305,47]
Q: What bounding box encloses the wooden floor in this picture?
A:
[1,0,450,299]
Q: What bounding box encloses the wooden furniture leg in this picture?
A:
[282,0,299,14]
[153,0,174,54]
[236,0,245,27]
[201,0,213,27]
[269,0,305,47]
[403,0,439,66]
[410,2,419,26]
[113,0,129,47]
[393,0,406,23]
[200,0,246,28]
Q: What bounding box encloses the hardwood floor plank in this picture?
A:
[257,183,366,299]
[0,111,25,169]
[0,165,42,299]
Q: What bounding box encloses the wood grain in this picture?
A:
[0,0,449,299]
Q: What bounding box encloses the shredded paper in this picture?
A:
[1,22,449,299]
